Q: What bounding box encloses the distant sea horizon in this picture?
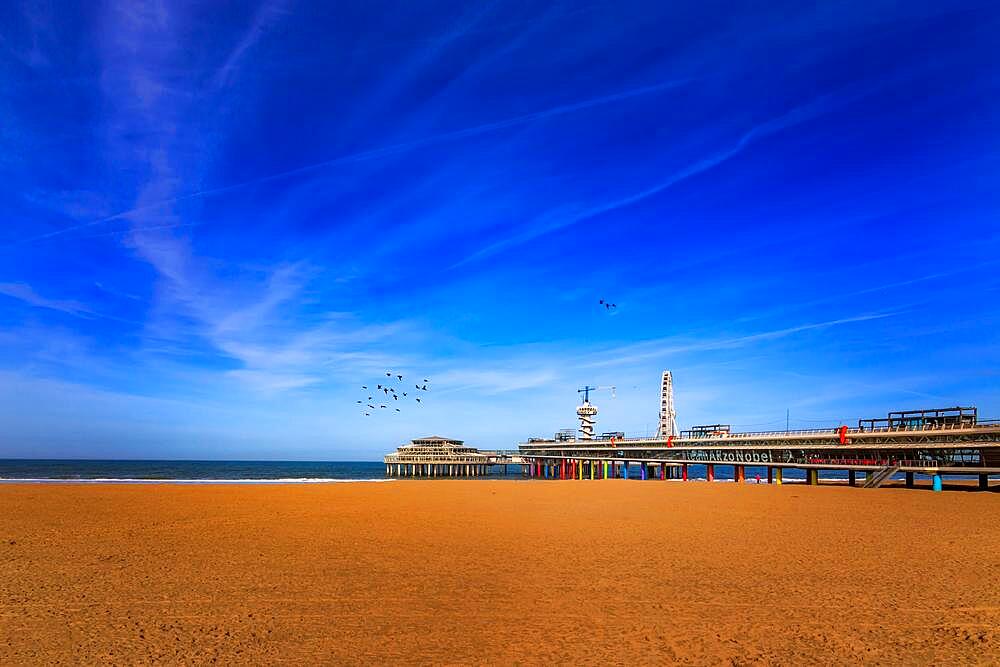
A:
[0,459,389,483]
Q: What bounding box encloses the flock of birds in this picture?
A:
[358,371,430,417]
[356,299,615,419]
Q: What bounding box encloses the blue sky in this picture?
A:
[1,1,998,460]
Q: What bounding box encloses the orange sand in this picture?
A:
[1,481,998,664]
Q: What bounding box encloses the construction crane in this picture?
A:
[577,385,615,440]
[578,385,616,402]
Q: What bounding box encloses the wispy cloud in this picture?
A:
[431,366,559,396]
[0,282,92,318]
[212,0,291,88]
[127,229,413,392]
[10,77,689,245]
[583,312,900,369]
[450,83,884,268]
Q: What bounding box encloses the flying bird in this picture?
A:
[395,408,400,412]
[380,405,386,409]
[356,400,362,404]
[386,371,392,377]
[421,384,428,391]
[364,412,370,417]
[368,404,376,409]
[377,384,382,390]
[396,374,403,381]
[393,395,398,400]
[402,392,407,397]
[361,385,367,390]
[415,397,421,403]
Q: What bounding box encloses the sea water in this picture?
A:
[0,460,930,484]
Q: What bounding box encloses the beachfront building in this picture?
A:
[384,436,494,477]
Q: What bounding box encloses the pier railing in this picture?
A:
[523,419,1000,447]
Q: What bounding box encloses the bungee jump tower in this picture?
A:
[575,385,615,440]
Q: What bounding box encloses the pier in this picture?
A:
[513,374,1000,491]
[518,418,1000,489]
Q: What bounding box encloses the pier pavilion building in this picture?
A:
[385,436,497,477]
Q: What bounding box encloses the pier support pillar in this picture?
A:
[775,467,782,485]
[735,466,745,484]
[848,470,856,487]
[660,464,665,480]
[980,473,989,490]
[603,461,609,479]
[905,471,914,488]
[932,473,943,493]
[682,464,688,481]
[707,464,714,482]
[624,463,629,480]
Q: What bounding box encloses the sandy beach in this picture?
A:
[1,481,998,664]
